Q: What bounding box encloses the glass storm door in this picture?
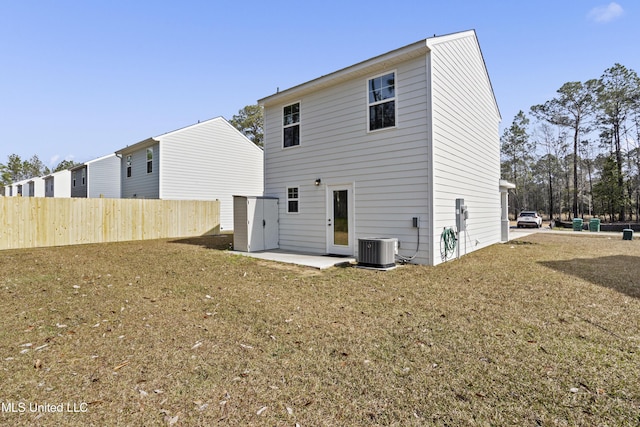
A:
[327,184,353,255]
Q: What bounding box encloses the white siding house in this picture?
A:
[115,116,264,231]
[258,30,501,266]
[70,154,121,198]
[7,179,31,197]
[43,169,72,197]
[26,177,45,197]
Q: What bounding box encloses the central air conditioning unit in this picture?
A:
[358,237,398,269]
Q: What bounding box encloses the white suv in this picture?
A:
[516,211,542,228]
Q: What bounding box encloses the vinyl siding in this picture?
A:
[264,55,431,261]
[121,145,159,199]
[428,33,501,265]
[44,170,72,197]
[262,31,500,265]
[159,117,264,231]
[70,167,88,198]
[87,154,121,198]
[26,178,45,197]
[44,177,54,197]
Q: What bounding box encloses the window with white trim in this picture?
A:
[287,187,299,213]
[81,168,86,185]
[367,72,396,131]
[146,148,153,174]
[126,155,132,178]
[283,103,300,148]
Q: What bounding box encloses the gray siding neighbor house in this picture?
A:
[258,30,502,266]
[115,116,264,231]
[26,177,45,197]
[44,169,72,197]
[70,154,121,198]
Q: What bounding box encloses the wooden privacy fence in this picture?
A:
[0,197,220,250]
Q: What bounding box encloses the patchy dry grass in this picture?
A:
[0,233,639,426]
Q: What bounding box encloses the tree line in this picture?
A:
[501,63,640,223]
[6,65,639,224]
[0,154,80,186]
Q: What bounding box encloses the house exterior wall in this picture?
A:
[87,154,121,198]
[159,117,264,231]
[263,55,431,261]
[26,178,45,197]
[427,32,501,264]
[261,30,500,265]
[7,181,29,196]
[120,144,159,199]
[71,166,88,198]
[44,177,54,197]
[44,170,72,197]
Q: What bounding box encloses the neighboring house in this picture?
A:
[43,169,72,197]
[70,154,121,198]
[257,30,502,266]
[26,177,45,197]
[115,116,264,231]
[7,179,31,197]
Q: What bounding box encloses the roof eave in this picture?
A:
[115,137,158,155]
[258,39,430,106]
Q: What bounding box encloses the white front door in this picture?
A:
[326,184,354,255]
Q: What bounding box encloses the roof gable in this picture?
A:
[258,29,499,119]
[115,116,262,155]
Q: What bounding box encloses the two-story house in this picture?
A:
[70,154,121,198]
[115,116,264,231]
[258,30,502,266]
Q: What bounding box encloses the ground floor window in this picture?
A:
[287,187,299,213]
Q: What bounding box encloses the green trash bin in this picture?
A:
[589,218,600,232]
[572,218,583,231]
[623,229,633,240]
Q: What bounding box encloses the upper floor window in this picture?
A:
[72,171,77,187]
[81,169,86,185]
[126,155,132,178]
[283,102,300,148]
[367,72,396,131]
[146,148,153,174]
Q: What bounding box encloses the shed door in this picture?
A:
[248,198,264,251]
[262,199,279,250]
[247,198,279,252]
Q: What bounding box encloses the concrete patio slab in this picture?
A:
[230,249,356,270]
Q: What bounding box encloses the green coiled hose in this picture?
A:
[440,227,457,261]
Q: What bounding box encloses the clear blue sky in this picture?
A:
[1,1,637,168]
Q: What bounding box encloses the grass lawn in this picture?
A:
[0,233,638,426]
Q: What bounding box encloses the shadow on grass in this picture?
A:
[169,234,233,250]
[539,255,640,299]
